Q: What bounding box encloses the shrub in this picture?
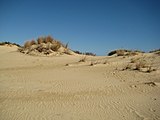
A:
[50,41,61,51]
[30,40,36,45]
[20,35,73,56]
[79,56,87,62]
[44,35,54,43]
[89,62,94,66]
[37,37,44,44]
[24,41,31,48]
[74,50,82,54]
[134,60,147,70]
[123,57,155,73]
[108,50,117,56]
[84,52,96,56]
[24,40,36,48]
[108,49,128,56]
[73,50,96,56]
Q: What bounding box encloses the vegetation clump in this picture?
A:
[122,57,156,73]
[79,56,87,62]
[18,35,73,56]
[108,49,144,56]
[74,50,96,56]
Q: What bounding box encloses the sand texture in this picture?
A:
[0,46,160,120]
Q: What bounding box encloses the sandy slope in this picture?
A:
[0,46,160,120]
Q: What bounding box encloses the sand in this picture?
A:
[0,45,160,120]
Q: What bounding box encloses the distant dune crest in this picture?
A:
[0,41,21,47]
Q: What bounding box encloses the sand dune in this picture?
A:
[0,45,160,120]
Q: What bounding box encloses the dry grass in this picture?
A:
[130,58,140,63]
[65,42,69,49]
[30,40,36,45]
[19,36,71,56]
[79,56,87,62]
[50,41,61,51]
[73,50,96,56]
[44,36,54,43]
[89,61,98,66]
[50,44,59,51]
[24,40,36,48]
[37,36,54,44]
[24,41,31,48]
[103,60,108,64]
[89,62,94,66]
[126,52,139,56]
[37,37,44,44]
[123,57,155,73]
[134,60,147,70]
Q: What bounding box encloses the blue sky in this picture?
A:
[0,0,160,55]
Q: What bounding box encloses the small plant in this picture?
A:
[79,56,87,62]
[84,52,96,56]
[44,35,54,43]
[124,64,132,70]
[65,42,69,49]
[65,64,69,66]
[73,50,82,54]
[103,60,107,64]
[24,40,36,48]
[24,41,31,48]
[90,62,94,66]
[50,41,61,51]
[130,58,138,63]
[134,61,146,70]
[89,61,98,66]
[30,40,36,45]
[123,57,155,73]
[108,49,128,56]
[73,50,96,56]
[37,37,44,44]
